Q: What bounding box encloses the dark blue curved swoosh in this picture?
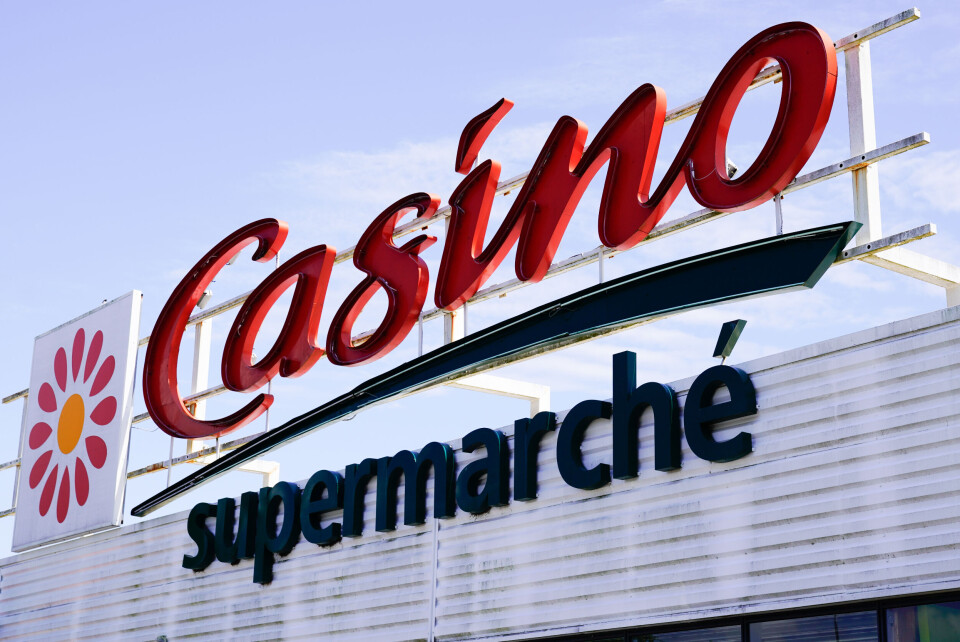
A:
[132,221,859,517]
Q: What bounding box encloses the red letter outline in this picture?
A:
[326,193,440,366]
[436,22,836,309]
[222,244,337,393]
[143,219,287,439]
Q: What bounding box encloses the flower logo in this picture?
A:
[27,327,116,523]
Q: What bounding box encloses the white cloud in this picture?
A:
[282,138,457,213]
[883,150,960,214]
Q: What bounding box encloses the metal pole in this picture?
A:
[186,318,212,456]
[166,437,174,488]
[774,194,784,236]
[845,40,883,245]
[418,314,424,356]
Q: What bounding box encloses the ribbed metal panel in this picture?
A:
[1,495,437,640]
[3,306,960,640]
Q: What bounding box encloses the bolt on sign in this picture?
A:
[12,292,142,552]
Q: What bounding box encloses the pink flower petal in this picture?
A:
[54,348,68,392]
[86,436,107,469]
[29,450,53,489]
[29,422,52,450]
[75,459,89,506]
[90,397,117,426]
[90,356,115,397]
[57,468,71,523]
[84,331,103,383]
[39,464,58,517]
[37,382,57,413]
[72,328,85,382]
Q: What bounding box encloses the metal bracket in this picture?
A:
[835,224,937,263]
[442,299,550,418]
[447,374,550,418]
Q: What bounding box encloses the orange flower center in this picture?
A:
[58,393,85,454]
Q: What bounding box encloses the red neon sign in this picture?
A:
[143,22,837,441]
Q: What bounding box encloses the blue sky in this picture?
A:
[1,1,958,555]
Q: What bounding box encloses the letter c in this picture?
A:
[143,219,287,439]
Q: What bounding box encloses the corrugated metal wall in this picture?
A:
[3,306,960,641]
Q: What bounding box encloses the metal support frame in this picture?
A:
[846,40,884,245]
[443,308,465,344]
[442,299,550,415]
[182,317,281,488]
[436,207,550,413]
[184,318,212,456]
[7,397,29,518]
[837,12,960,305]
[774,194,784,235]
[447,374,550,418]
[1,8,955,519]
[862,248,960,306]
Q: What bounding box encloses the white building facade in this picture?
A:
[2,305,959,641]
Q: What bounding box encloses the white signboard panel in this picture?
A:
[12,292,142,552]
